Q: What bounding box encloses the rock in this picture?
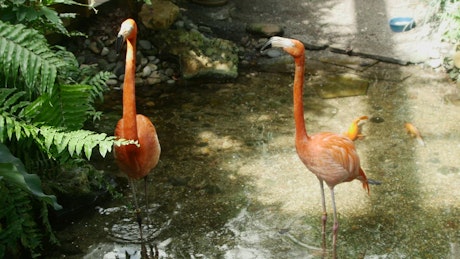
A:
[107,49,118,63]
[113,61,125,76]
[135,77,144,86]
[140,57,149,66]
[100,47,109,56]
[310,73,369,99]
[444,93,460,106]
[152,29,239,79]
[246,23,284,37]
[106,79,119,87]
[89,41,100,54]
[164,67,174,76]
[146,77,162,85]
[264,48,284,58]
[190,0,228,6]
[453,51,460,69]
[138,40,152,50]
[139,0,180,30]
[142,65,152,78]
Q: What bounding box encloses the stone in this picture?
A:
[152,29,239,79]
[107,49,118,63]
[100,47,109,56]
[146,77,162,85]
[89,41,100,54]
[246,23,284,37]
[310,73,369,99]
[453,51,460,69]
[106,79,119,87]
[139,0,180,30]
[444,93,460,106]
[142,65,152,78]
[138,40,152,50]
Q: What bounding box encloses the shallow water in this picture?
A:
[51,56,460,258]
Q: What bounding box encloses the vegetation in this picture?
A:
[0,0,122,257]
[427,0,460,82]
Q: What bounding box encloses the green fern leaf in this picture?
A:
[0,20,62,97]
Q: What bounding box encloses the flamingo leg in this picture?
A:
[144,176,152,228]
[318,179,327,253]
[330,187,338,259]
[129,178,144,241]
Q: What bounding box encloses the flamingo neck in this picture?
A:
[293,54,309,142]
[122,37,138,140]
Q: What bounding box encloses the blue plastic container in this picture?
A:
[389,17,416,32]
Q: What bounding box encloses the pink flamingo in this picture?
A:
[114,19,161,240]
[261,36,370,257]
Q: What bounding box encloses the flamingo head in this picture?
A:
[261,36,304,58]
[116,19,138,52]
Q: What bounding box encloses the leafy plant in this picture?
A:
[0,8,118,257]
[0,143,61,257]
[0,0,98,36]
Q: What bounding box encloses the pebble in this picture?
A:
[101,47,110,56]
[140,57,149,66]
[142,66,152,78]
[106,79,119,87]
[264,48,284,58]
[89,42,100,54]
[146,77,162,85]
[164,68,174,77]
[138,40,152,50]
[246,23,284,37]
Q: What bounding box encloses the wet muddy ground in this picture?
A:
[47,49,460,258]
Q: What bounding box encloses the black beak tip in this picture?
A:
[116,35,125,53]
[259,41,272,53]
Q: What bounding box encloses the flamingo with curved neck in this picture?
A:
[114,19,161,240]
[261,36,369,257]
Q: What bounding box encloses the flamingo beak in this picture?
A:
[260,38,273,52]
[261,36,295,52]
[116,34,126,53]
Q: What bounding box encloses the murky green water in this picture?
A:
[49,56,460,258]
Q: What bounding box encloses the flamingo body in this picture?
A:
[114,19,160,180]
[114,114,160,179]
[297,132,369,191]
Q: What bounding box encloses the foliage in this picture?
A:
[0,144,60,257]
[0,4,117,257]
[0,0,98,36]
[429,0,460,42]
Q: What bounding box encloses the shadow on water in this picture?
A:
[47,0,460,258]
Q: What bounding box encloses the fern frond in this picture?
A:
[1,111,117,160]
[38,126,116,159]
[84,71,112,102]
[0,20,64,98]
[23,84,94,130]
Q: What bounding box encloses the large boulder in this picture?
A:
[139,0,180,30]
[152,29,239,79]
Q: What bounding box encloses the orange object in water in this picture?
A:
[344,115,369,141]
[261,37,369,258]
[404,122,425,146]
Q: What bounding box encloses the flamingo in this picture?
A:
[261,36,369,257]
[114,19,161,240]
